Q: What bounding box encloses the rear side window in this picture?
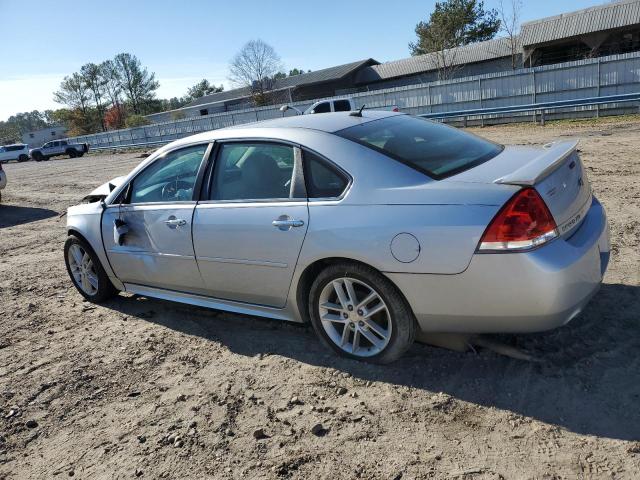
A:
[312,102,331,114]
[303,151,348,198]
[336,115,503,179]
[334,100,351,112]
[210,143,297,201]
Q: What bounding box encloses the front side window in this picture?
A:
[303,151,348,198]
[336,115,503,179]
[334,100,351,112]
[129,144,207,204]
[312,102,331,114]
[210,143,296,201]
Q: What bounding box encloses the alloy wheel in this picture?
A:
[318,277,392,357]
[67,244,99,296]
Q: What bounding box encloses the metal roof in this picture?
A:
[184,59,377,109]
[520,0,640,46]
[358,37,518,82]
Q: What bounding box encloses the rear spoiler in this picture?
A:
[495,140,578,186]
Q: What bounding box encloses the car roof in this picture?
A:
[229,110,402,133]
[2,143,26,147]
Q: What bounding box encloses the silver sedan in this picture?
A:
[64,111,610,363]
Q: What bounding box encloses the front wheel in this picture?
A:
[308,263,417,364]
[18,154,28,162]
[67,149,77,158]
[64,235,117,302]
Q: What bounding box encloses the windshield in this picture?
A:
[335,115,503,179]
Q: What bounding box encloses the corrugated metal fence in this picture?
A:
[69,51,640,149]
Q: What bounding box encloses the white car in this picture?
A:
[0,144,29,163]
[0,162,7,202]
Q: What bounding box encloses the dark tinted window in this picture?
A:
[336,115,503,179]
[312,102,331,114]
[303,151,348,198]
[6,145,24,151]
[334,100,351,112]
[60,141,68,146]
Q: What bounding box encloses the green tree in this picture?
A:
[80,63,108,131]
[113,53,159,114]
[54,73,91,115]
[186,79,224,101]
[409,0,500,79]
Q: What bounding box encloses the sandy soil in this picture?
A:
[1,117,639,479]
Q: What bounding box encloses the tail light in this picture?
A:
[478,187,558,252]
[392,107,399,112]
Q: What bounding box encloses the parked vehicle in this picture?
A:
[30,140,88,161]
[64,111,610,363]
[304,98,399,114]
[0,144,29,163]
[281,98,399,116]
[0,162,6,202]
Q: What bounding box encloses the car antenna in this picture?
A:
[349,104,366,117]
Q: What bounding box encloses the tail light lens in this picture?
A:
[478,187,558,252]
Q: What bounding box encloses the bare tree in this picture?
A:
[229,39,283,105]
[498,0,523,69]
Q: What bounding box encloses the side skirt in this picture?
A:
[123,283,300,323]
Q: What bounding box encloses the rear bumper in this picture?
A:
[386,197,610,333]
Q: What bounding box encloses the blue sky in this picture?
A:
[0,0,605,120]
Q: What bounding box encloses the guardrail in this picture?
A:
[419,92,640,126]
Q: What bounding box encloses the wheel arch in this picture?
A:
[294,256,414,324]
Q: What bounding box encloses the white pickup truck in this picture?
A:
[280,98,400,115]
[30,140,89,161]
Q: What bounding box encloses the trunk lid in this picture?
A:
[446,140,592,238]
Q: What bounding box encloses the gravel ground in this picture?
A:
[1,117,639,479]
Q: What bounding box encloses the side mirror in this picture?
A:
[113,219,129,246]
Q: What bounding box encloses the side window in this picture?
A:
[334,100,352,112]
[52,141,60,147]
[211,143,296,201]
[129,144,207,204]
[312,102,331,114]
[303,151,348,198]
[60,141,68,146]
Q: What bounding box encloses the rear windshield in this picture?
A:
[335,115,503,179]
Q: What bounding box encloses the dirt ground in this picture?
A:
[1,117,639,480]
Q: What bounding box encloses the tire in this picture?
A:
[32,152,42,162]
[67,149,77,158]
[18,154,28,162]
[64,235,118,303]
[77,152,84,158]
[308,262,416,364]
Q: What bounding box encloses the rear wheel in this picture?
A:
[64,235,117,302]
[18,154,28,162]
[308,262,416,364]
[67,149,77,158]
[32,152,42,162]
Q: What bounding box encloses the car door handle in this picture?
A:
[164,218,187,228]
[272,219,305,229]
